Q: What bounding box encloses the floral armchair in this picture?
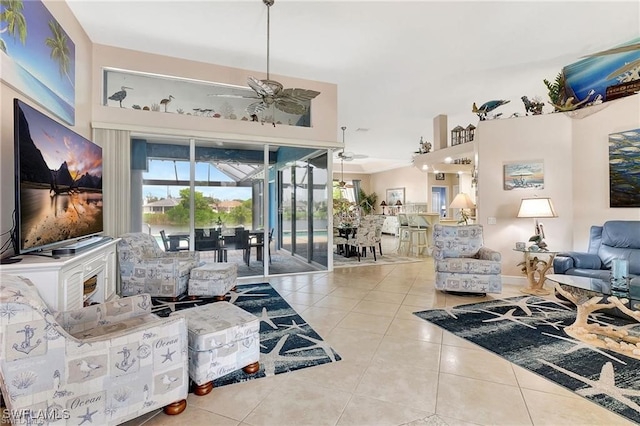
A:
[432,224,502,294]
[0,274,189,425]
[117,232,200,298]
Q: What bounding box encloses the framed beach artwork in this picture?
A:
[0,0,75,124]
[609,129,640,207]
[386,187,405,206]
[503,161,544,190]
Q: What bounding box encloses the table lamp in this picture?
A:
[517,197,557,250]
[380,200,387,215]
[449,193,475,225]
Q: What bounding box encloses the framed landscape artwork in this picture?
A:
[386,188,405,206]
[503,161,544,190]
[0,0,75,124]
[609,128,640,207]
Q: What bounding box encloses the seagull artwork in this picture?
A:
[108,86,133,108]
[78,359,102,378]
[472,99,510,120]
[161,373,179,390]
[160,95,174,112]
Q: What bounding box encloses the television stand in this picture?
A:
[52,236,112,255]
[0,239,119,311]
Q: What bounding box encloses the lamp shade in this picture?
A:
[517,197,557,218]
[380,201,387,206]
[449,193,475,209]
[395,200,403,206]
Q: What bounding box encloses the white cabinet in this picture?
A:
[381,216,399,235]
[0,239,119,311]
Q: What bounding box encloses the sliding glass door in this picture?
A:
[133,137,329,277]
[276,149,328,267]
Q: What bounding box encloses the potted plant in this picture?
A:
[358,189,378,215]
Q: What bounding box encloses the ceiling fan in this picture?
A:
[336,126,368,188]
[335,126,368,162]
[215,0,321,122]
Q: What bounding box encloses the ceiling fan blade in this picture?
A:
[247,76,272,97]
[248,76,284,97]
[281,88,321,102]
[275,99,307,115]
[208,93,260,100]
[246,101,268,115]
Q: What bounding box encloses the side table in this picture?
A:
[514,249,559,295]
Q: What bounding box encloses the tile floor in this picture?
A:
[134,237,634,426]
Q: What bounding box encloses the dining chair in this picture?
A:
[347,216,380,261]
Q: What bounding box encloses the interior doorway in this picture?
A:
[431,186,448,218]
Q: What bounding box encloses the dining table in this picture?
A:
[167,232,190,251]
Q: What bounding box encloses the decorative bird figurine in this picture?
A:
[472,99,510,120]
[108,86,133,108]
[521,96,544,115]
[160,95,174,112]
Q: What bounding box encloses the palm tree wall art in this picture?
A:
[0,0,75,124]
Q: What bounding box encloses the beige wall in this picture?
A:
[370,167,428,215]
[91,44,339,149]
[477,95,640,277]
[1,1,93,254]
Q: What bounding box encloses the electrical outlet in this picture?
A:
[487,217,497,225]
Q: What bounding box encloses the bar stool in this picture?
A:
[396,214,411,255]
[408,215,429,256]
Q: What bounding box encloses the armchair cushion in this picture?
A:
[432,225,484,259]
[432,224,502,294]
[555,251,603,272]
[0,274,188,425]
[118,232,201,297]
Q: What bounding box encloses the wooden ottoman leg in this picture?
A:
[193,381,214,396]
[214,295,226,301]
[243,361,260,374]
[163,399,187,415]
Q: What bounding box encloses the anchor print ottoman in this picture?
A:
[170,301,259,396]
[187,262,237,299]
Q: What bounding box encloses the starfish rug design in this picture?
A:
[153,283,341,387]
[414,296,640,424]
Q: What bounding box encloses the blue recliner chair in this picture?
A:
[553,220,640,302]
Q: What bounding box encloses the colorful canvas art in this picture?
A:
[563,37,640,104]
[0,0,75,124]
[503,161,544,190]
[609,129,640,207]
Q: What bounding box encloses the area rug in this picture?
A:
[333,251,423,268]
[414,296,640,424]
[153,283,341,387]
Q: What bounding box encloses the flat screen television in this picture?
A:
[14,99,103,254]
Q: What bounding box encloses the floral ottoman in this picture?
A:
[188,262,237,299]
[171,301,260,395]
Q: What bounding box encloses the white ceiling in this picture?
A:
[66,0,640,173]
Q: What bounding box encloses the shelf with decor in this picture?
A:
[413,140,477,172]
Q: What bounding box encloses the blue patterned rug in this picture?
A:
[153,283,341,387]
[414,296,640,424]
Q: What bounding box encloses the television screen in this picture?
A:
[14,99,103,254]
